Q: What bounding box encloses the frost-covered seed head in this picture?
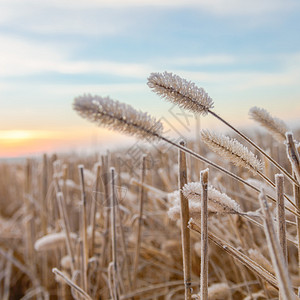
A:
[249,107,288,143]
[167,183,242,220]
[73,94,163,142]
[201,130,264,174]
[147,71,214,115]
[34,232,77,252]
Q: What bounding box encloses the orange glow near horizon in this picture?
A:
[1,113,299,159]
[0,128,133,158]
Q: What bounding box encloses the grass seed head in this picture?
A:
[249,107,288,143]
[201,130,264,174]
[73,94,163,142]
[147,71,214,115]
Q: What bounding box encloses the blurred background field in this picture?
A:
[1,1,300,299]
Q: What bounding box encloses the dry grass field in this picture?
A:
[0,72,300,300]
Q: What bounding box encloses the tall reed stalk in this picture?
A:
[200,169,209,300]
[110,167,120,300]
[78,165,88,292]
[275,174,287,263]
[259,190,295,299]
[132,155,147,289]
[178,141,192,300]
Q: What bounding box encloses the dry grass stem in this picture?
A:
[200,169,209,300]
[132,155,147,289]
[100,155,111,269]
[90,163,101,255]
[275,174,287,263]
[52,268,93,300]
[259,190,295,299]
[3,250,13,300]
[56,192,76,272]
[286,132,300,184]
[78,165,88,292]
[110,167,120,300]
[178,141,192,300]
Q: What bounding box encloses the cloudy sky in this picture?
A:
[1,0,300,157]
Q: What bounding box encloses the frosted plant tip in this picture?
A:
[147,71,214,115]
[249,107,288,143]
[73,94,163,142]
[201,130,264,174]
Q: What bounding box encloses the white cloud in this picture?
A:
[176,68,300,91]
[164,55,236,66]
[28,0,300,15]
[1,0,299,34]
[0,1,131,36]
[0,35,151,78]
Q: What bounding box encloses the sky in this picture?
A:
[0,0,300,158]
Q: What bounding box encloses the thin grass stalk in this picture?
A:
[41,154,49,291]
[78,165,88,292]
[115,161,133,295]
[79,240,86,292]
[100,155,110,268]
[56,192,75,273]
[195,115,202,177]
[42,154,48,235]
[91,163,101,256]
[3,250,12,300]
[178,141,192,300]
[259,190,295,299]
[120,280,193,300]
[24,159,34,267]
[116,199,133,293]
[110,167,120,300]
[108,262,117,300]
[286,133,300,183]
[286,133,300,278]
[132,155,147,289]
[275,174,287,263]
[200,169,209,300]
[20,287,49,300]
[52,268,93,300]
[294,178,300,277]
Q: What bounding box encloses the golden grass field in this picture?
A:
[1,72,300,300]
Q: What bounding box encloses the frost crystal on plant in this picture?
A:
[73,94,163,142]
[201,130,264,174]
[147,71,214,115]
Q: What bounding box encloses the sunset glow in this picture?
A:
[0,0,299,158]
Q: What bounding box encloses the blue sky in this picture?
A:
[0,0,300,157]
